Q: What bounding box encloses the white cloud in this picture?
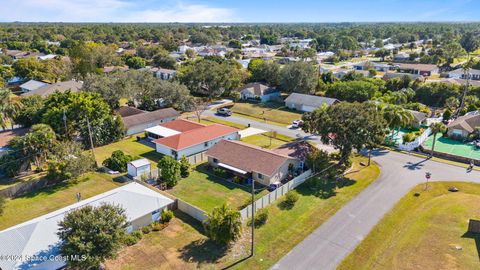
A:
[0,0,236,22]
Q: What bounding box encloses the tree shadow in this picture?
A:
[296,176,356,199]
[462,232,480,261]
[403,159,428,170]
[178,238,229,264]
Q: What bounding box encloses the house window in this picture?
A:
[204,142,208,147]
[213,158,218,163]
[151,209,160,215]
[257,173,263,179]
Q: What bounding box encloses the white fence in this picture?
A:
[239,170,312,220]
[177,199,208,222]
[397,128,431,151]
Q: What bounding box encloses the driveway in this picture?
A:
[203,110,336,153]
[272,150,480,270]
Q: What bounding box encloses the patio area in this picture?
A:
[423,134,480,160]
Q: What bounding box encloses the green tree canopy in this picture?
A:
[203,203,242,245]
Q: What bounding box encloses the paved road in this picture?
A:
[203,110,336,153]
[272,150,480,270]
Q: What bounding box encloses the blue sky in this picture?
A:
[0,0,478,22]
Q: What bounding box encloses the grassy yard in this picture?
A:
[241,132,294,149]
[108,155,381,269]
[339,182,480,270]
[0,172,124,230]
[0,172,46,191]
[228,102,302,126]
[167,164,267,212]
[94,136,163,168]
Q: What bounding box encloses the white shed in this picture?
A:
[127,158,151,178]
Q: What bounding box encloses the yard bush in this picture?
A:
[203,204,242,245]
[402,133,416,143]
[0,195,5,216]
[161,210,174,223]
[158,156,181,188]
[151,221,167,231]
[123,230,143,246]
[102,150,134,172]
[141,225,152,234]
[248,208,269,228]
[179,155,191,178]
[284,191,299,208]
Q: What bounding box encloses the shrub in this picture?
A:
[284,191,299,207]
[402,133,416,143]
[151,221,167,231]
[179,155,191,178]
[102,150,134,172]
[203,204,242,245]
[158,156,181,188]
[141,226,152,234]
[123,230,143,246]
[252,208,269,227]
[213,167,228,177]
[232,176,242,184]
[0,195,5,216]
[161,210,174,223]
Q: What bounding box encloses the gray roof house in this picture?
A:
[408,110,428,128]
[122,107,180,136]
[284,93,339,112]
[448,68,480,81]
[236,82,280,103]
[447,114,480,139]
[21,80,83,97]
[19,79,49,93]
[0,183,173,270]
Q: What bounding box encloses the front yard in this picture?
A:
[227,101,303,126]
[339,182,480,270]
[107,155,381,269]
[166,164,268,212]
[0,172,124,230]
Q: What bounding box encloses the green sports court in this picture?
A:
[423,134,480,160]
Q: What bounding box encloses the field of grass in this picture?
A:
[167,164,267,212]
[94,136,163,168]
[108,155,381,269]
[339,182,480,270]
[0,172,46,191]
[228,102,302,126]
[0,172,124,230]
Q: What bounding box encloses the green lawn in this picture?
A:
[339,182,480,270]
[228,101,302,126]
[423,134,480,160]
[108,155,381,269]
[0,172,124,230]
[167,164,267,212]
[94,136,163,168]
[241,132,294,149]
[0,172,46,191]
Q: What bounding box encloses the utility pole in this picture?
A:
[63,108,68,138]
[250,177,255,257]
[86,117,97,167]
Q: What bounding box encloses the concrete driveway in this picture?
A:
[238,127,266,138]
[272,150,480,270]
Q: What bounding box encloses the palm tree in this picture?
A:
[0,89,21,130]
[456,57,474,118]
[429,122,447,157]
[383,105,414,144]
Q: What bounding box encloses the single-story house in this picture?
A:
[447,114,480,139]
[155,68,177,80]
[393,52,410,61]
[206,140,301,186]
[121,108,180,136]
[285,93,339,112]
[382,72,425,81]
[236,82,281,103]
[19,79,49,93]
[153,120,239,161]
[115,106,145,118]
[21,80,83,97]
[394,63,439,77]
[127,158,151,179]
[0,183,173,270]
[408,110,429,128]
[353,62,391,72]
[448,68,480,81]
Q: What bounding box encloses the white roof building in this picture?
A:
[19,80,49,93]
[0,183,173,270]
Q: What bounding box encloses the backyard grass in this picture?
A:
[0,172,46,191]
[108,155,381,269]
[167,164,268,212]
[339,182,480,270]
[423,134,480,160]
[94,136,163,168]
[0,172,124,230]
[227,101,302,126]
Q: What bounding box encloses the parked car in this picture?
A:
[217,107,232,116]
[267,182,282,191]
[291,120,304,128]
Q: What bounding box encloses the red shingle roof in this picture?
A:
[154,124,238,150]
[160,119,206,132]
[206,140,292,176]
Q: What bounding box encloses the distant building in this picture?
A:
[447,114,480,139]
[155,68,177,80]
[394,63,439,77]
[448,68,480,81]
[19,79,49,93]
[21,80,83,97]
[285,93,339,112]
[235,82,280,103]
[120,107,180,136]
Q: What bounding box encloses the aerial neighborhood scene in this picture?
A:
[1,0,480,269]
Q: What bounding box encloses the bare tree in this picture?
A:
[192,98,208,123]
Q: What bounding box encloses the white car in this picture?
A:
[291,120,304,128]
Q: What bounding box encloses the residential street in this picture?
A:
[203,110,336,153]
[271,150,480,270]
